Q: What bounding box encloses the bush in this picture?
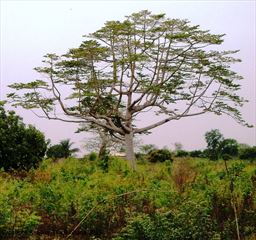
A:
[148,149,172,163]
[0,104,47,171]
[0,158,255,239]
[172,159,197,193]
[175,150,189,157]
[89,152,98,161]
[46,144,64,160]
[46,139,79,160]
[114,202,217,240]
[190,150,203,158]
[239,146,256,160]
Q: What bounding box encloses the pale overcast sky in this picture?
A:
[1,1,255,154]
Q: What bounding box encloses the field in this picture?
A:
[0,157,255,240]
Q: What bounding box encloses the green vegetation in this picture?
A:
[0,157,255,239]
[240,146,256,161]
[0,103,47,171]
[1,7,254,239]
[46,139,79,160]
[148,149,172,163]
[205,129,240,160]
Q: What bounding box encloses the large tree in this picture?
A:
[8,10,249,170]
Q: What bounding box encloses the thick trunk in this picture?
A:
[124,132,136,171]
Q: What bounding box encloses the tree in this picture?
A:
[8,10,249,170]
[239,146,256,160]
[219,138,239,158]
[46,144,64,160]
[0,102,47,171]
[46,139,79,159]
[205,130,239,160]
[77,123,124,159]
[205,129,224,160]
[139,144,157,154]
[174,142,183,152]
[189,150,203,158]
[59,139,79,158]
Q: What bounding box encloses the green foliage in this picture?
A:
[46,139,79,160]
[98,150,109,172]
[205,129,239,160]
[46,144,64,160]
[0,157,255,239]
[190,150,203,158]
[239,146,256,160]
[205,129,224,160]
[8,10,250,170]
[0,104,47,171]
[88,152,98,161]
[148,149,172,163]
[114,202,218,240]
[175,150,189,157]
[139,144,157,154]
[219,138,239,158]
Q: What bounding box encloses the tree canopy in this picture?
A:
[46,139,79,160]
[8,10,249,169]
[0,103,47,171]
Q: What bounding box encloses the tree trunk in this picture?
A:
[98,142,107,160]
[125,132,136,171]
[98,130,108,160]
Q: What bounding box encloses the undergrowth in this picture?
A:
[0,157,255,239]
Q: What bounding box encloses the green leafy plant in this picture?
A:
[148,149,172,163]
[46,139,79,160]
[239,146,256,160]
[0,103,47,171]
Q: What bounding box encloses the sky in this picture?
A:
[1,0,255,155]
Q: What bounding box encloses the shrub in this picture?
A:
[175,150,189,157]
[46,139,79,160]
[46,144,64,160]
[148,149,172,163]
[239,146,256,160]
[190,150,203,158]
[172,159,197,193]
[0,104,47,171]
[114,202,217,240]
[89,152,98,161]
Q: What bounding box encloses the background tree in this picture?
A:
[59,139,79,158]
[0,102,47,171]
[205,129,240,160]
[8,10,249,170]
[46,139,79,160]
[205,129,224,160]
[46,144,64,160]
[77,124,124,159]
[219,138,239,159]
[148,148,172,163]
[189,150,203,158]
[173,142,183,152]
[239,146,256,161]
[139,144,157,155]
